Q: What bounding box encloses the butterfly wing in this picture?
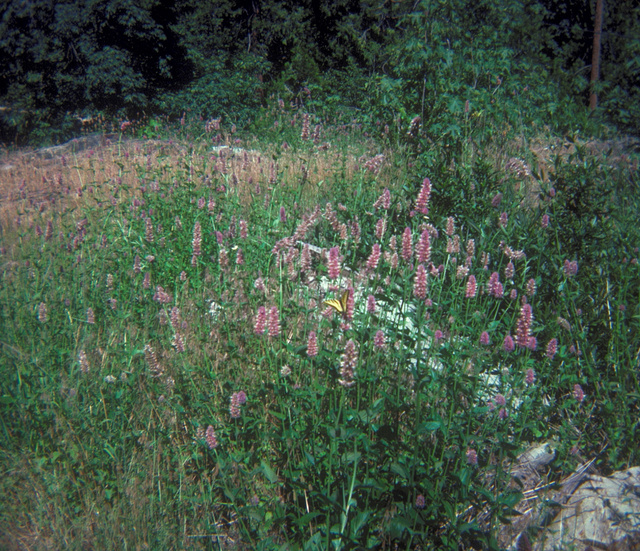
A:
[323,298,345,313]
[339,289,349,312]
[324,290,349,314]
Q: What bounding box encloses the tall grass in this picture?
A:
[1,108,639,550]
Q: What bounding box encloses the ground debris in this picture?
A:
[500,448,640,551]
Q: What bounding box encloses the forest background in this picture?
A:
[0,0,639,145]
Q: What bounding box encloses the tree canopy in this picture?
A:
[0,0,638,144]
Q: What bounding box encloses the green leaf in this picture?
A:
[390,462,409,480]
[419,420,443,433]
[261,460,278,484]
[349,512,370,537]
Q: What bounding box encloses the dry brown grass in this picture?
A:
[0,133,402,248]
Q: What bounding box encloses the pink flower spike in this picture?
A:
[466,448,478,465]
[239,220,248,239]
[401,228,413,262]
[366,243,381,270]
[526,278,536,297]
[541,214,550,228]
[254,306,267,335]
[339,339,358,388]
[381,188,391,209]
[487,272,500,297]
[268,306,281,337]
[416,230,431,264]
[465,275,477,298]
[367,294,376,313]
[516,303,533,348]
[413,264,428,299]
[37,302,48,323]
[219,247,229,268]
[525,368,535,385]
[480,331,490,345]
[499,212,508,228]
[445,217,455,237]
[345,287,355,321]
[192,221,202,258]
[373,188,391,210]
[307,331,318,358]
[503,335,515,352]
[415,178,431,214]
[328,246,341,280]
[505,261,515,280]
[563,260,578,277]
[205,425,218,449]
[374,330,386,349]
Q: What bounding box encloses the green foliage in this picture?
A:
[597,0,640,134]
[170,0,245,62]
[1,105,639,548]
[0,0,188,144]
[1,4,639,549]
[154,54,269,125]
[2,0,639,145]
[536,0,640,134]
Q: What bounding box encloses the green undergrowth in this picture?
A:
[1,115,639,550]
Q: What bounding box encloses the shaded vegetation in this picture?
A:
[1,0,639,145]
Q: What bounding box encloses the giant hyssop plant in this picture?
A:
[0,110,638,549]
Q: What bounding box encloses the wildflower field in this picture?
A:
[1,108,639,550]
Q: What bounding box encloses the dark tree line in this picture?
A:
[0,0,638,144]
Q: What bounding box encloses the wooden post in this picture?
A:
[589,0,604,110]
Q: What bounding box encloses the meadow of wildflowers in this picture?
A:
[0,107,639,550]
